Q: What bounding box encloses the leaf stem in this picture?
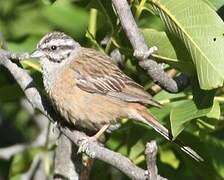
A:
[159,95,224,105]
[135,0,147,20]
[88,8,98,38]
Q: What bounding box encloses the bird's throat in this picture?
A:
[41,59,63,93]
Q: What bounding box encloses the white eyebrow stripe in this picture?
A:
[41,39,75,48]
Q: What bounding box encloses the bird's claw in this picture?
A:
[77,137,97,158]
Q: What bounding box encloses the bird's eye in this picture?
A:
[50,45,57,51]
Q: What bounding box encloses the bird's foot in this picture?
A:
[77,125,109,158]
[77,136,99,158]
[134,46,158,59]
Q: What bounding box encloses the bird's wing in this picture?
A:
[71,48,160,107]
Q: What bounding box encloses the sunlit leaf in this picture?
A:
[11,9,52,38]
[203,0,224,10]
[151,0,224,89]
[42,0,89,37]
[10,148,43,176]
[170,98,216,139]
[142,28,194,73]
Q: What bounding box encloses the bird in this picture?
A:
[30,31,202,161]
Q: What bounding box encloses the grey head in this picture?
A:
[31,31,80,64]
[30,32,81,91]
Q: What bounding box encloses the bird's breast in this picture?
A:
[47,68,128,130]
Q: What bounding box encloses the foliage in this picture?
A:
[0,0,224,179]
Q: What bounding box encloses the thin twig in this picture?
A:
[151,69,177,94]
[0,144,31,160]
[145,141,158,180]
[145,141,168,180]
[112,0,189,93]
[53,134,81,180]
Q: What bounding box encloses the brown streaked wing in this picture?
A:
[71,48,161,107]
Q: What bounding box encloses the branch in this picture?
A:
[0,51,50,117]
[0,49,166,179]
[145,141,167,180]
[53,134,80,180]
[0,144,31,160]
[61,127,146,179]
[145,141,158,180]
[112,0,189,93]
[151,69,177,95]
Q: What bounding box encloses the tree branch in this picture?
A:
[0,144,32,160]
[61,127,147,179]
[145,141,168,180]
[145,141,158,180]
[53,134,81,180]
[112,0,189,93]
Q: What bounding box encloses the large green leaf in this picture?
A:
[203,136,224,177]
[150,0,224,90]
[10,8,52,38]
[203,0,224,10]
[142,28,194,73]
[170,99,219,139]
[42,0,89,37]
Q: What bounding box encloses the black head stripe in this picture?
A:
[59,45,75,50]
[46,54,66,63]
[38,32,79,63]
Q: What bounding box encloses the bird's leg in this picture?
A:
[92,124,110,139]
[77,124,110,158]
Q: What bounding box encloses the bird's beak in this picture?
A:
[30,49,43,59]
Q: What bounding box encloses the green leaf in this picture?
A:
[196,101,220,131]
[206,100,220,119]
[0,85,23,102]
[204,136,224,177]
[172,133,224,179]
[21,60,42,72]
[142,28,194,73]
[203,0,224,10]
[42,0,89,37]
[10,148,43,176]
[160,148,180,169]
[129,140,145,164]
[10,9,52,38]
[8,36,41,52]
[87,0,117,32]
[170,99,215,139]
[151,0,224,90]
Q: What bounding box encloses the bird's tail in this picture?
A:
[136,108,203,162]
